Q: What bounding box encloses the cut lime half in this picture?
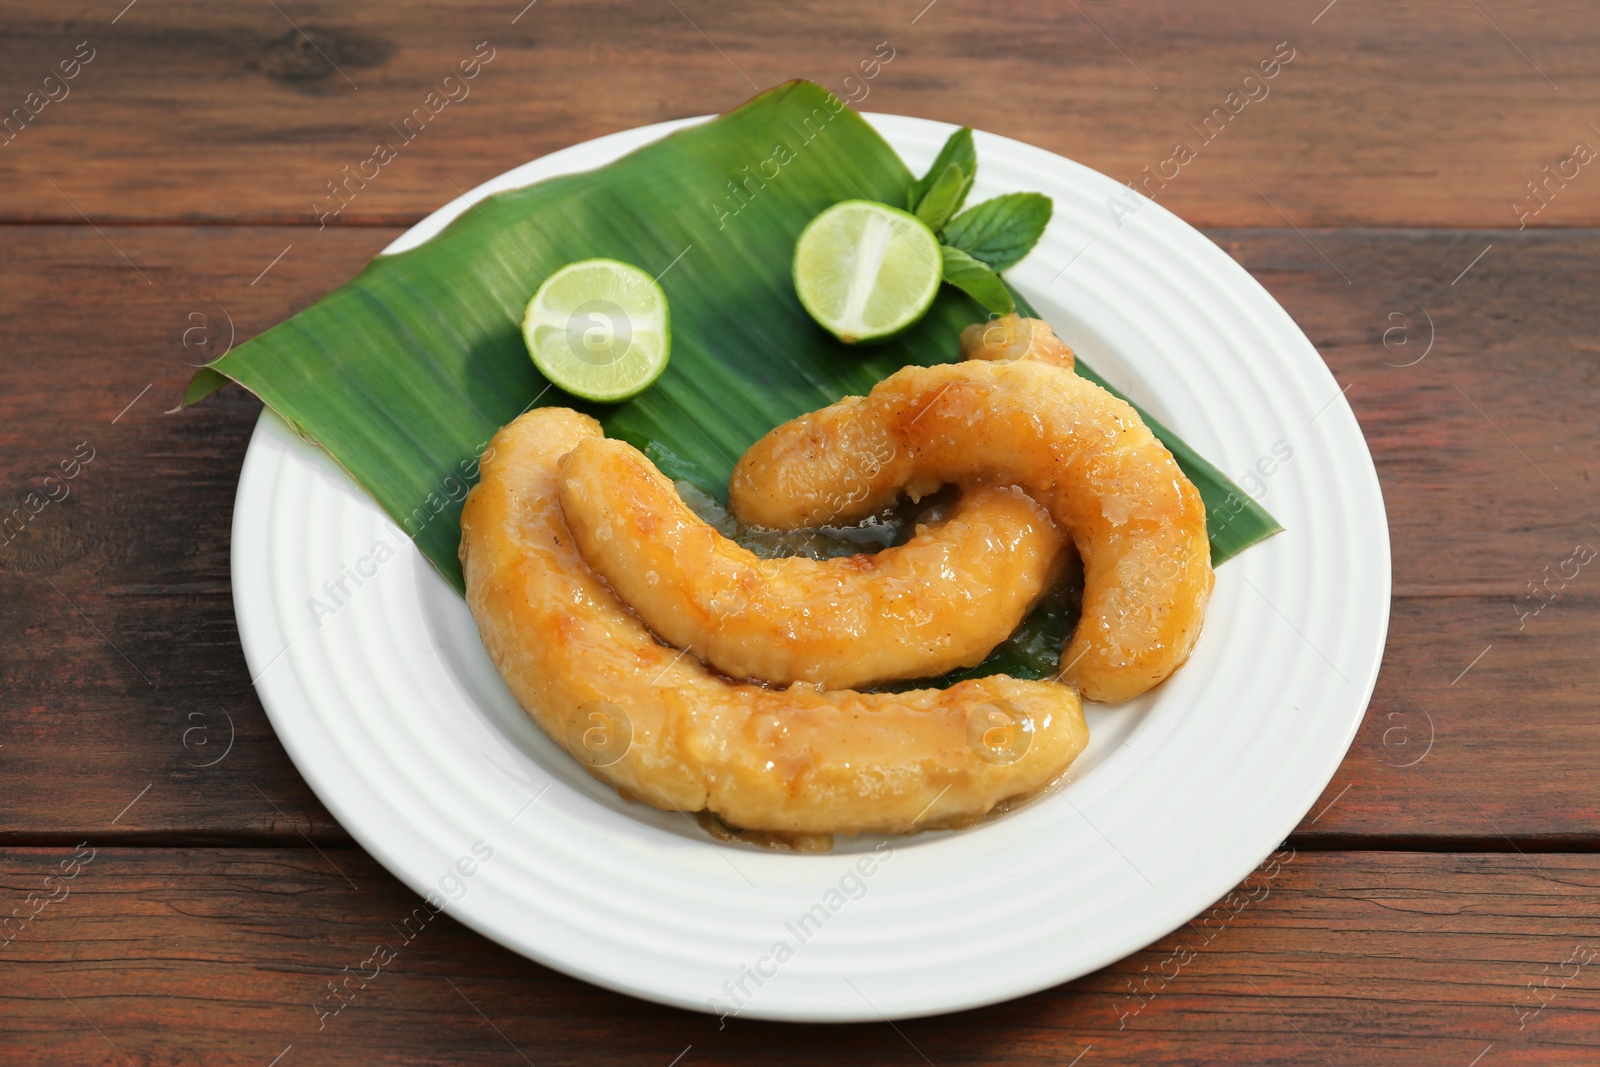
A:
[793,200,942,344]
[522,258,670,402]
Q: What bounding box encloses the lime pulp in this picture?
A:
[522,258,670,402]
[792,200,942,344]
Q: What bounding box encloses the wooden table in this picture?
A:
[3,1,1597,1062]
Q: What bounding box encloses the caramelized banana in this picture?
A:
[731,324,1212,703]
[459,408,1089,835]
[559,436,1066,689]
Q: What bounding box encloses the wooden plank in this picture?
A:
[0,225,392,845]
[1,224,1597,843]
[1,1,1598,227]
[2,847,1598,1063]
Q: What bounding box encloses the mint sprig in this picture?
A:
[906,126,976,214]
[913,162,972,232]
[939,245,1014,314]
[905,127,1054,316]
[941,192,1053,273]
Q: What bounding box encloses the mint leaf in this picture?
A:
[907,126,975,214]
[913,163,970,232]
[940,245,1014,314]
[942,193,1053,272]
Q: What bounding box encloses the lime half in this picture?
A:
[522,258,670,402]
[793,200,942,344]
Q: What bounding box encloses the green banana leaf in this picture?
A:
[189,80,1279,680]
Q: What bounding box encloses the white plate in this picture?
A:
[233,113,1389,1022]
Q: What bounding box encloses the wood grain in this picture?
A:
[0,225,386,845]
[1,223,1597,843]
[2,847,1598,1064]
[1,1,1598,227]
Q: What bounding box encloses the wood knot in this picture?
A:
[257,26,392,90]
[0,493,88,575]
